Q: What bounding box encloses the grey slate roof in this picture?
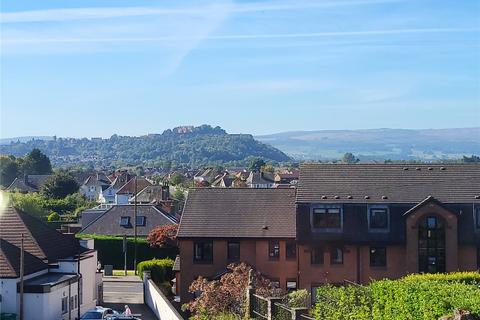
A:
[177,188,296,238]
[0,207,86,263]
[0,239,48,278]
[7,175,52,192]
[297,163,480,204]
[246,172,275,185]
[81,205,177,237]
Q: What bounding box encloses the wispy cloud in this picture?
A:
[4,28,478,44]
[0,0,403,23]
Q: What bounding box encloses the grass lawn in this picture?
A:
[112,270,136,276]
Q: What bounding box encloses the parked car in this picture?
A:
[105,316,141,320]
[80,307,119,319]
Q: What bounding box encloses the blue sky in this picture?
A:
[1,0,479,138]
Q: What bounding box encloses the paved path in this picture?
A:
[103,275,158,320]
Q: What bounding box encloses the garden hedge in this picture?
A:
[137,258,175,284]
[315,272,480,320]
[77,234,178,269]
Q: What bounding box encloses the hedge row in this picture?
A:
[137,258,174,283]
[315,272,480,320]
[77,234,178,269]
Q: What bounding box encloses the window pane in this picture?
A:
[331,248,343,264]
[269,241,280,259]
[287,281,297,292]
[228,242,240,261]
[369,208,388,229]
[136,216,146,226]
[370,247,386,267]
[286,241,296,260]
[311,247,323,265]
[427,217,437,229]
[312,207,341,228]
[120,217,130,226]
[476,208,480,229]
[194,241,213,263]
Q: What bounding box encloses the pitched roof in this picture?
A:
[80,205,177,236]
[129,185,165,203]
[116,177,152,195]
[402,196,456,216]
[7,175,53,192]
[177,188,296,238]
[83,173,111,187]
[110,172,131,190]
[0,207,86,263]
[297,164,480,204]
[246,172,275,185]
[7,178,38,192]
[0,239,47,278]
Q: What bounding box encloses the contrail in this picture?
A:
[4,28,478,44]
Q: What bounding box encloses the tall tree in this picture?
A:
[40,172,79,199]
[248,157,266,172]
[0,155,19,187]
[22,148,52,175]
[342,152,359,164]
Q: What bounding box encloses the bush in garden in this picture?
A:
[47,211,60,221]
[287,289,310,308]
[314,272,480,320]
[137,258,174,285]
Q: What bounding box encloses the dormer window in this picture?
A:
[119,216,130,227]
[312,206,342,229]
[368,206,389,230]
[136,216,146,226]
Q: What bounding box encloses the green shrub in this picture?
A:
[47,211,60,221]
[76,234,177,269]
[137,258,174,285]
[287,289,310,308]
[314,272,480,320]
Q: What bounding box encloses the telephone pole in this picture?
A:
[19,233,24,320]
[134,176,138,275]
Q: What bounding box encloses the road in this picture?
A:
[102,275,158,320]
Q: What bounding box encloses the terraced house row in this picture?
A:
[175,164,480,303]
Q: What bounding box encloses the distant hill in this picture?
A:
[0,136,54,145]
[256,128,480,161]
[0,125,291,168]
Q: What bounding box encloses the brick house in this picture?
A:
[176,164,480,303]
[176,189,297,301]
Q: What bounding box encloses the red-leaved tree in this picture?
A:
[184,263,280,319]
[147,224,178,247]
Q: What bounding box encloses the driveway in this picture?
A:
[102,275,158,320]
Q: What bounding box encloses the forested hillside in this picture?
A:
[0,125,291,168]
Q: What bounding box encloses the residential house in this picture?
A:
[193,168,220,185]
[176,164,480,303]
[80,205,178,237]
[115,177,152,204]
[274,169,299,186]
[246,171,275,188]
[128,184,176,214]
[176,188,297,302]
[99,172,131,204]
[79,173,111,201]
[0,206,102,320]
[211,173,235,188]
[7,175,52,193]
